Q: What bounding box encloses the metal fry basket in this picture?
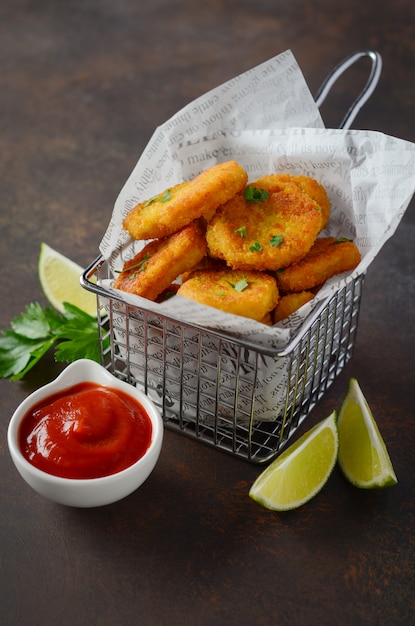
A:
[83,256,364,463]
[81,51,380,464]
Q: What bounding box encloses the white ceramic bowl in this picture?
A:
[7,359,163,507]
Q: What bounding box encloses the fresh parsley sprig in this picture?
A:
[0,302,105,381]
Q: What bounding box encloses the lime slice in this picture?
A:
[249,411,338,511]
[337,378,397,488]
[38,242,97,316]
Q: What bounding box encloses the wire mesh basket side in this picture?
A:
[89,257,364,463]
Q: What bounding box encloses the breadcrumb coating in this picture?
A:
[123,160,248,240]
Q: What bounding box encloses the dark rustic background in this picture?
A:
[1,1,414,625]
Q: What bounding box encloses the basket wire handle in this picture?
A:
[314,50,382,129]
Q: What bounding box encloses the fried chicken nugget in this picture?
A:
[113,220,207,301]
[273,291,315,323]
[177,269,279,322]
[252,173,331,231]
[206,184,322,271]
[122,160,248,240]
[276,237,361,293]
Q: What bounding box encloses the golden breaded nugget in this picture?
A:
[177,269,279,322]
[273,291,315,323]
[252,173,331,231]
[206,184,322,271]
[276,237,361,293]
[123,160,248,240]
[113,220,207,301]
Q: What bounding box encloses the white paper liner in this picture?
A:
[96,49,415,422]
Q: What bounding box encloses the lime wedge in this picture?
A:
[249,411,338,511]
[337,378,397,488]
[38,242,97,316]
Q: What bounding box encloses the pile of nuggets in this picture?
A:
[114,160,361,325]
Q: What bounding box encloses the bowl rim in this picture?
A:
[7,358,163,485]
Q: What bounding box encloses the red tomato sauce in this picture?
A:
[19,382,153,479]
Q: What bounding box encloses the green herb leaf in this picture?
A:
[270,234,283,247]
[249,242,262,252]
[143,194,159,207]
[124,253,150,279]
[0,331,53,379]
[114,252,150,277]
[54,328,101,363]
[53,303,104,363]
[234,226,247,238]
[244,186,269,202]
[142,189,171,207]
[10,302,51,339]
[12,337,56,381]
[225,278,249,292]
[233,278,248,292]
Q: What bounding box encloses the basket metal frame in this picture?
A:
[80,50,380,463]
[82,256,364,463]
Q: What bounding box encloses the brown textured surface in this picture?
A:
[1,1,415,625]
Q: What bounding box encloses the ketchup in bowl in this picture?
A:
[19,382,153,480]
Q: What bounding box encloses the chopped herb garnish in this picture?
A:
[244,186,269,202]
[142,189,171,206]
[270,234,283,247]
[226,278,249,292]
[234,226,247,237]
[234,278,248,292]
[249,241,262,252]
[143,194,159,207]
[126,253,150,279]
[334,237,352,243]
[160,189,171,202]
